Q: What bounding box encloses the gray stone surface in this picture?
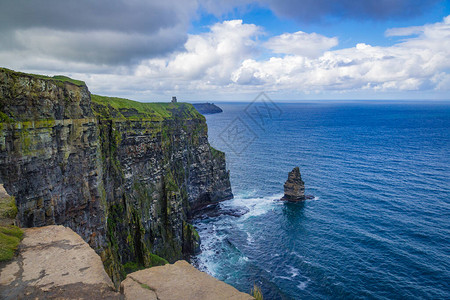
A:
[0,225,121,299]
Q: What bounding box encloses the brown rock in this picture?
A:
[121,276,158,300]
[121,260,253,300]
[281,167,305,201]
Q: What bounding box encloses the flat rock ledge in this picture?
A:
[0,225,119,299]
[121,260,253,300]
[0,225,253,300]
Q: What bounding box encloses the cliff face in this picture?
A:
[0,68,232,284]
[0,69,106,251]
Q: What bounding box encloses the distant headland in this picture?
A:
[192,103,223,114]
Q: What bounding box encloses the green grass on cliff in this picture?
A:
[51,75,85,86]
[0,67,85,86]
[91,94,202,121]
[0,225,23,261]
[122,254,168,277]
[252,285,264,300]
[0,188,23,261]
[0,196,17,219]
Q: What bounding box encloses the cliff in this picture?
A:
[0,67,232,285]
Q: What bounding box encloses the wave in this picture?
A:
[221,192,284,220]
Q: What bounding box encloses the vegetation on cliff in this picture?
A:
[0,225,23,261]
[252,285,264,300]
[0,67,85,87]
[0,67,92,122]
[0,188,22,261]
[91,94,203,121]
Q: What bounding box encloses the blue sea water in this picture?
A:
[191,101,450,299]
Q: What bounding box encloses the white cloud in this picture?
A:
[264,31,338,57]
[385,26,424,37]
[85,15,450,99]
[136,20,261,85]
[230,16,450,95]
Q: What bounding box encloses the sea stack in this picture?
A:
[281,167,306,201]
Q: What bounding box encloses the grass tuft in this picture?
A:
[140,283,155,291]
[122,253,168,277]
[149,253,169,266]
[251,284,263,300]
[0,225,23,261]
[0,196,17,219]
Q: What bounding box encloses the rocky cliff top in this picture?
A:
[0,67,203,123]
[0,67,91,121]
[0,68,86,87]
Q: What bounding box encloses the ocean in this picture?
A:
[191,101,450,299]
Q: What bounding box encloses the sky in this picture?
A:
[0,0,449,101]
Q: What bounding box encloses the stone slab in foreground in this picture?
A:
[122,260,253,300]
[0,225,120,299]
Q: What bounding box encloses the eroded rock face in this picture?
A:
[0,225,120,299]
[98,106,232,280]
[281,167,305,201]
[121,260,253,300]
[0,68,233,284]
